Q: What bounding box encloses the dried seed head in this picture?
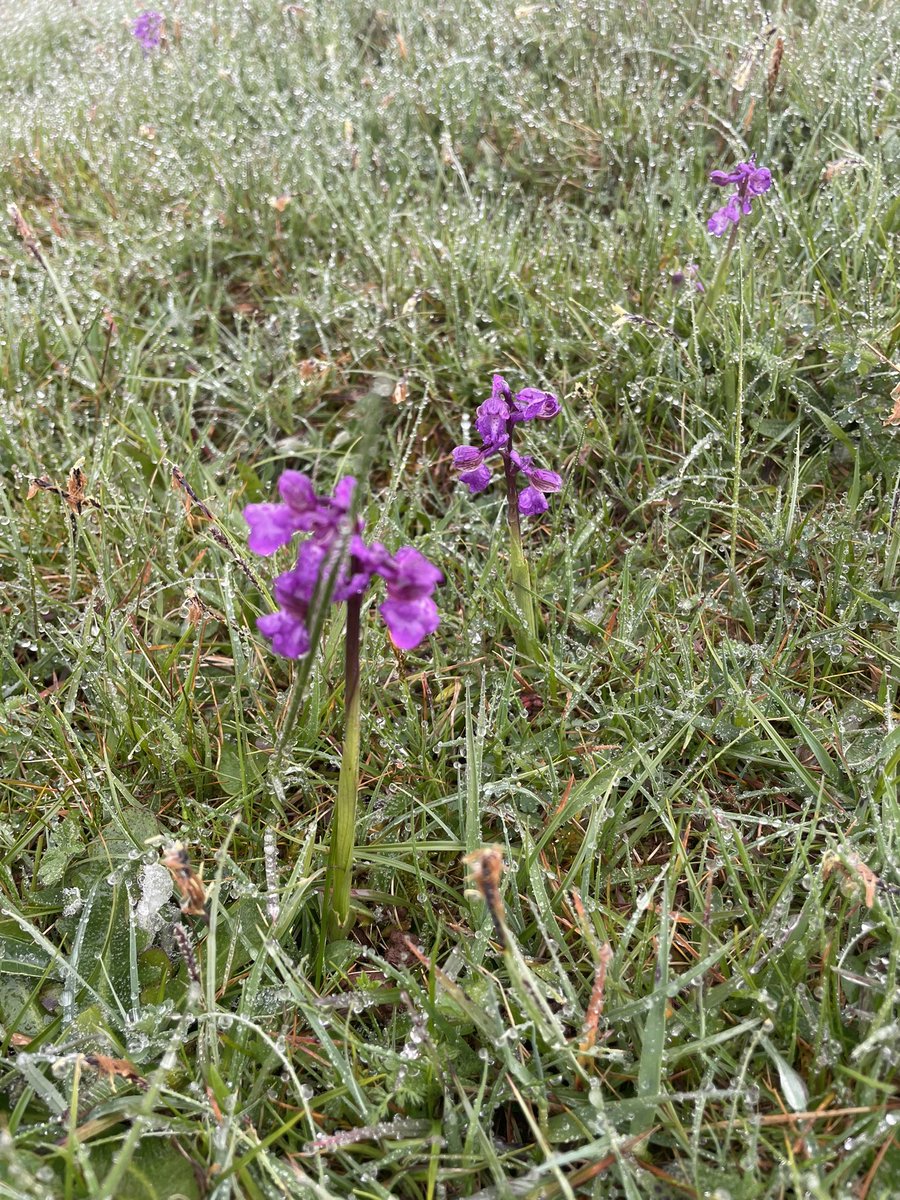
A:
[185,591,205,626]
[26,467,100,516]
[823,850,878,908]
[162,842,208,918]
[579,943,613,1054]
[732,24,777,92]
[822,155,865,183]
[66,465,88,515]
[463,846,507,947]
[7,203,44,264]
[766,36,785,98]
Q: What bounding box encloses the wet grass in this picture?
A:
[0,0,899,1196]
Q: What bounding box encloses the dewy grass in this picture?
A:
[0,0,899,1196]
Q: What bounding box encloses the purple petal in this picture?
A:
[747,167,772,195]
[452,445,484,468]
[133,10,164,51]
[513,388,561,420]
[331,476,357,512]
[381,546,443,598]
[707,202,736,237]
[257,610,311,659]
[475,395,511,447]
[380,596,440,650]
[331,535,383,600]
[244,503,302,555]
[491,374,513,403]
[277,470,318,513]
[709,168,742,186]
[518,487,549,516]
[527,467,563,493]
[350,535,390,575]
[273,543,326,610]
[459,464,492,493]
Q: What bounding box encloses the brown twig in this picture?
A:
[170,463,264,590]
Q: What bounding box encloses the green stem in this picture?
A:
[731,317,745,571]
[697,223,739,320]
[325,589,362,938]
[503,447,538,647]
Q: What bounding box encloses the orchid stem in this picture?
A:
[325,589,362,938]
[503,448,538,650]
[697,223,739,319]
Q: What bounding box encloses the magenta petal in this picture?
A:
[518,487,549,516]
[380,596,440,650]
[244,503,301,555]
[747,167,772,195]
[460,464,492,493]
[528,468,563,493]
[277,471,317,510]
[257,610,311,659]
[383,546,444,597]
[351,536,390,576]
[491,374,513,403]
[452,445,484,468]
[707,205,732,236]
[277,543,327,606]
[331,476,357,513]
[514,388,561,420]
[709,168,742,186]
[475,394,512,446]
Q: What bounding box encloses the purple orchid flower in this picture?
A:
[453,374,562,517]
[670,263,705,293]
[378,547,443,651]
[245,470,355,555]
[707,155,772,236]
[132,10,164,52]
[245,473,441,657]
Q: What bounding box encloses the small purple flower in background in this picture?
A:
[245,472,441,657]
[453,373,562,642]
[707,155,772,237]
[452,374,563,517]
[132,10,164,52]
[670,263,705,293]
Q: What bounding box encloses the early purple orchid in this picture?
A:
[452,375,563,517]
[670,263,705,293]
[707,155,772,236]
[132,10,164,52]
[245,473,441,656]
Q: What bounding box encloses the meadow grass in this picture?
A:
[0,0,899,1196]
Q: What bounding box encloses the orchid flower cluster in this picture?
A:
[452,375,563,516]
[132,10,164,52]
[244,472,441,657]
[707,155,772,236]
